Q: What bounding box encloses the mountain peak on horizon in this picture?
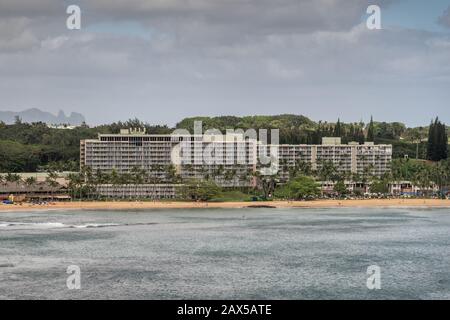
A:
[0,108,85,125]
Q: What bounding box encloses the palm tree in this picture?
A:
[252,170,279,199]
[24,176,37,199]
[5,173,20,185]
[296,160,313,176]
[359,164,375,192]
[409,128,423,160]
[67,173,82,201]
[119,172,132,199]
[5,173,22,195]
[410,164,432,197]
[224,169,234,187]
[81,166,94,200]
[46,170,60,201]
[131,166,144,199]
[94,169,106,200]
[214,165,224,181]
[431,160,449,196]
[166,164,180,183]
[110,169,120,199]
[317,161,337,183]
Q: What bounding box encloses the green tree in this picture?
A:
[45,170,60,200]
[370,178,389,194]
[432,160,449,196]
[333,180,347,196]
[67,172,82,200]
[427,118,448,162]
[24,176,37,197]
[317,161,338,182]
[367,116,375,142]
[180,179,220,201]
[5,172,21,187]
[408,128,423,159]
[277,176,320,200]
[334,118,342,137]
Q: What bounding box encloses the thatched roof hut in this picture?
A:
[0,181,65,195]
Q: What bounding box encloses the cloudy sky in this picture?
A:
[0,0,449,126]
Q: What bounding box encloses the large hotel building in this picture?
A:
[80,129,392,197]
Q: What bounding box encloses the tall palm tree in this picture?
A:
[296,160,313,176]
[46,170,60,201]
[410,164,432,197]
[361,164,375,192]
[120,172,132,199]
[224,169,234,187]
[24,176,37,199]
[82,166,94,200]
[131,166,144,199]
[94,169,106,200]
[166,164,180,183]
[433,160,449,196]
[110,169,120,199]
[317,161,337,183]
[67,173,82,201]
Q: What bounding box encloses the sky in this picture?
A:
[0,0,449,127]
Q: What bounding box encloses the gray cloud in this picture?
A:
[0,0,63,18]
[0,0,448,126]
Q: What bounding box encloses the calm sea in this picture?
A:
[0,207,449,299]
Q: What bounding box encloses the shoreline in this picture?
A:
[0,199,449,212]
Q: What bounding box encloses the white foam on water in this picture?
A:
[0,221,122,230]
[0,222,67,229]
[72,223,121,229]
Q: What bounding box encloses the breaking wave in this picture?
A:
[0,222,155,230]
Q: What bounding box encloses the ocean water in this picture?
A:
[0,207,449,300]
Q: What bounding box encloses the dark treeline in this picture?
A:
[427,117,448,162]
[0,115,448,173]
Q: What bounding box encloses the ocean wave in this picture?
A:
[70,223,121,229]
[0,221,156,230]
[0,222,65,228]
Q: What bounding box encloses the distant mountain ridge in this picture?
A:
[0,108,85,125]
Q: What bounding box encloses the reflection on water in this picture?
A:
[0,207,449,299]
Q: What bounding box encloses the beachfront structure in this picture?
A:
[80,131,392,188]
[80,129,257,186]
[95,184,180,199]
[320,180,439,196]
[0,181,69,202]
[277,138,392,180]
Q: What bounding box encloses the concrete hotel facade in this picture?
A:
[277,138,392,179]
[80,130,392,197]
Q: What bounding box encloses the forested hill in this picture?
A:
[178,114,366,144]
[0,115,448,173]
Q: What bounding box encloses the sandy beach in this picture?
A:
[0,199,449,211]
